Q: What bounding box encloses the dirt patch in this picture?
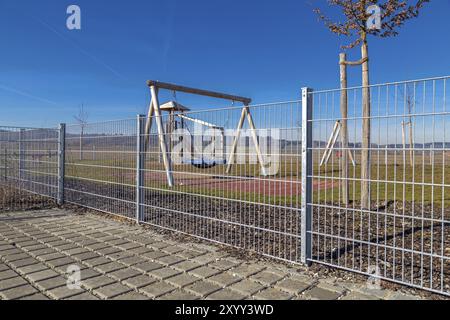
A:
[311,200,450,296]
[0,185,56,213]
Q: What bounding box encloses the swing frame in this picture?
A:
[144,80,266,187]
[167,101,226,169]
[320,120,356,167]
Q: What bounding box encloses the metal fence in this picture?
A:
[306,76,449,296]
[64,119,137,218]
[63,102,302,263]
[139,102,302,262]
[0,126,60,211]
[0,75,448,296]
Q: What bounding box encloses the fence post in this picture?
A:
[58,124,66,206]
[136,115,145,224]
[3,148,7,181]
[301,87,313,265]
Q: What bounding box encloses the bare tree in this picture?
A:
[404,85,415,167]
[74,104,89,161]
[314,0,429,208]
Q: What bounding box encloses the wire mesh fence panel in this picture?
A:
[2,75,448,296]
[0,126,58,212]
[308,76,450,296]
[139,101,303,262]
[65,119,137,219]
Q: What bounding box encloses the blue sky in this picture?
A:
[0,0,449,127]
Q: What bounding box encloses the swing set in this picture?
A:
[144,80,267,187]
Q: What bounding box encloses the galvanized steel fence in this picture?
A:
[64,119,137,218]
[0,126,60,211]
[307,76,449,296]
[0,75,448,296]
[63,102,303,263]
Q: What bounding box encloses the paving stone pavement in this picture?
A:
[0,209,425,300]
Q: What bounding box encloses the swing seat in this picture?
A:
[185,159,226,169]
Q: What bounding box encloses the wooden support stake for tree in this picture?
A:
[402,121,407,167]
[360,36,371,209]
[3,148,7,181]
[402,120,414,167]
[339,53,349,205]
[409,120,414,167]
[338,37,371,209]
[406,118,414,167]
[337,36,371,209]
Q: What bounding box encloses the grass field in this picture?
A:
[2,146,448,209]
[60,148,450,208]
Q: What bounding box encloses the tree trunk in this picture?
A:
[361,39,371,209]
[339,53,349,205]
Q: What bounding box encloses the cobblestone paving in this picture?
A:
[0,209,423,300]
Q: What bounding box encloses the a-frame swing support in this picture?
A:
[225,106,267,176]
[320,120,356,167]
[144,80,266,187]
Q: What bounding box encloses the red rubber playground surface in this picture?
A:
[143,172,337,196]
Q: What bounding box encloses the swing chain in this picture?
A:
[173,90,177,102]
